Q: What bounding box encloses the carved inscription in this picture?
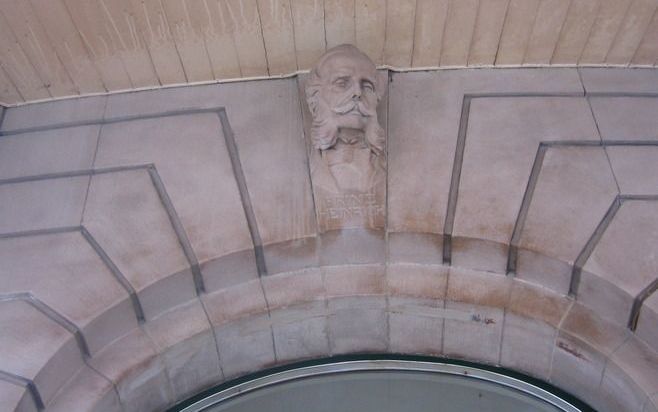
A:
[319,193,385,221]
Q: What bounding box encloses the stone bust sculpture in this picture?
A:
[305,44,386,230]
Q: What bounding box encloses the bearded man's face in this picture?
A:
[317,53,379,133]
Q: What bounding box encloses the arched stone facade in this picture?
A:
[1,67,657,412]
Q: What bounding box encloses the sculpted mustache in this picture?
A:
[331,100,375,116]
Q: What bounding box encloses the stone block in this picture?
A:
[0,125,99,180]
[550,332,607,411]
[201,250,258,293]
[590,97,658,141]
[88,328,174,412]
[386,263,448,301]
[580,68,658,94]
[323,264,386,297]
[517,146,618,293]
[560,303,630,356]
[261,268,324,310]
[446,267,510,309]
[388,297,444,355]
[500,313,556,380]
[0,96,106,132]
[46,365,121,412]
[144,300,222,401]
[230,78,315,246]
[442,301,503,365]
[599,361,648,412]
[202,280,269,327]
[0,176,88,234]
[580,201,658,326]
[94,112,254,274]
[263,237,319,276]
[327,296,388,354]
[271,301,330,362]
[83,170,195,320]
[387,69,582,236]
[0,232,137,355]
[611,337,658,402]
[319,229,386,266]
[507,281,571,328]
[637,293,658,354]
[515,248,573,293]
[0,300,84,406]
[453,96,598,273]
[607,146,658,195]
[214,314,276,379]
[387,232,443,265]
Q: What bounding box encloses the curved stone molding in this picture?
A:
[1,67,657,412]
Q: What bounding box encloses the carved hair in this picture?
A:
[305,44,385,157]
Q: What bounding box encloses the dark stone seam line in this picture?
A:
[0,370,44,411]
[218,108,268,277]
[0,292,91,362]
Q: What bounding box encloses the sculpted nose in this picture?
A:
[351,84,362,100]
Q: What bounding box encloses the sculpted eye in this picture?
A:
[333,78,350,89]
[362,81,375,93]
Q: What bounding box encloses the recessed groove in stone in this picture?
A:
[0,107,222,137]
[79,226,146,324]
[568,196,622,297]
[147,165,206,294]
[0,225,80,240]
[218,108,268,277]
[631,278,658,331]
[506,143,548,275]
[0,292,90,358]
[0,164,153,186]
[0,370,44,411]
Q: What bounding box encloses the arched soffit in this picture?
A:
[0,67,657,412]
[1,0,658,105]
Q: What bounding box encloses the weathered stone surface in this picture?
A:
[0,300,84,406]
[580,201,658,325]
[0,125,99,179]
[560,303,630,356]
[0,382,35,412]
[0,177,88,234]
[507,281,571,328]
[94,112,256,287]
[442,301,503,365]
[387,232,443,265]
[323,264,386,297]
[386,264,448,300]
[262,268,324,310]
[46,365,121,412]
[550,332,608,411]
[607,146,658,195]
[213,314,276,379]
[599,361,648,412]
[87,328,173,412]
[388,297,444,355]
[637,292,658,354]
[453,97,598,273]
[387,69,583,236]
[83,170,195,320]
[611,337,658,404]
[263,237,319,276]
[144,300,221,401]
[0,96,106,132]
[0,232,137,355]
[517,146,618,293]
[590,97,658,141]
[580,68,658,94]
[500,313,556,380]
[446,267,511,309]
[319,229,385,266]
[202,280,269,329]
[327,296,388,354]
[271,301,330,362]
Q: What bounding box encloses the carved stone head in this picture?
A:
[305,44,385,157]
